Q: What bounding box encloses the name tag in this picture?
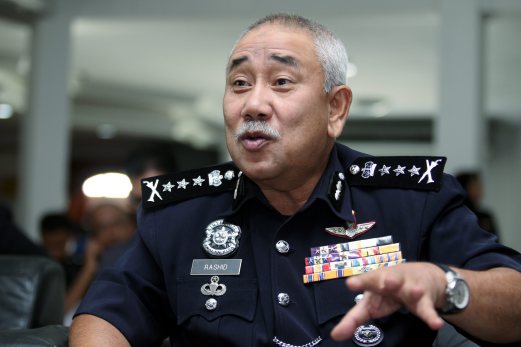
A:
[190,259,242,275]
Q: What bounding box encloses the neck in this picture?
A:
[261,178,318,215]
[258,154,331,216]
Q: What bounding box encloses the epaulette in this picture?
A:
[346,156,446,191]
[141,162,240,209]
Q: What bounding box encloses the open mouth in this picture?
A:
[240,131,272,151]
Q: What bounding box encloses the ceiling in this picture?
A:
[0,0,520,168]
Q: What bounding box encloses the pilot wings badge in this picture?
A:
[325,221,376,239]
[326,211,375,240]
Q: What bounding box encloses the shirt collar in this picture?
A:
[222,143,355,223]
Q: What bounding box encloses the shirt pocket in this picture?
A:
[313,278,355,325]
[176,276,258,325]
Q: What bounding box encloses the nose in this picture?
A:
[241,83,273,120]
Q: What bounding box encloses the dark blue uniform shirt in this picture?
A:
[76,144,521,347]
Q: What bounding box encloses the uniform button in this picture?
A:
[205,298,217,311]
[277,293,290,306]
[275,240,290,254]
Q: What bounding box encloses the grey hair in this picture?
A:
[230,14,348,94]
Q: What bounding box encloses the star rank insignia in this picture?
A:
[162,181,175,192]
[177,179,189,189]
[393,165,406,176]
[347,156,447,191]
[379,165,391,176]
[193,176,205,186]
[141,162,239,209]
[408,165,421,176]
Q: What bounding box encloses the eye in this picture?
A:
[233,79,249,87]
[275,78,291,86]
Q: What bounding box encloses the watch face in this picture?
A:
[453,279,470,309]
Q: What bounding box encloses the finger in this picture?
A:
[330,297,372,341]
[366,294,402,318]
[419,302,444,330]
[406,288,444,330]
[347,270,403,294]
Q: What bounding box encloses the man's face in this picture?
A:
[91,206,133,248]
[42,229,70,261]
[223,23,334,185]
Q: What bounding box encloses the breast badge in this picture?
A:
[200,276,227,311]
[200,276,227,296]
[325,210,375,239]
[202,219,241,257]
[353,324,383,346]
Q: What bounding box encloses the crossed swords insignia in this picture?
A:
[144,179,162,202]
[418,159,442,184]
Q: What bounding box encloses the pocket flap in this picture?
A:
[176,277,257,325]
[314,279,355,324]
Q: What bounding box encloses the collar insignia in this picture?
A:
[347,156,446,191]
[327,171,346,211]
[141,162,239,209]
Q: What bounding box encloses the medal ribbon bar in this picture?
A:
[302,259,406,284]
[305,251,402,274]
[310,235,393,256]
[305,243,400,266]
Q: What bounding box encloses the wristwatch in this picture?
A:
[434,263,470,314]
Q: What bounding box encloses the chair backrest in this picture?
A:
[0,255,65,329]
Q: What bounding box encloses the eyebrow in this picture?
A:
[228,56,248,73]
[270,54,299,69]
[227,54,300,73]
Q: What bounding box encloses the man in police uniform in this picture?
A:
[70,14,521,346]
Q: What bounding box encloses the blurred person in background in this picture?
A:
[64,203,136,318]
[89,203,136,269]
[40,212,83,288]
[456,171,499,239]
[0,204,47,256]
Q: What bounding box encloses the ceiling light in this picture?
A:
[96,123,117,139]
[0,104,13,119]
[82,172,132,199]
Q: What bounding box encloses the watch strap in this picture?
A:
[434,263,452,274]
[434,263,462,314]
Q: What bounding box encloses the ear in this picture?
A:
[327,85,352,138]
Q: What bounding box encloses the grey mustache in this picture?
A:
[235,121,281,140]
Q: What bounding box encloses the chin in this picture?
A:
[235,158,277,181]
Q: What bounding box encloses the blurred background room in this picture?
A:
[0,0,520,281]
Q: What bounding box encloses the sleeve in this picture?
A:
[421,174,521,271]
[74,208,174,346]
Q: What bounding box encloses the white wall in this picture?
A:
[484,122,521,252]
